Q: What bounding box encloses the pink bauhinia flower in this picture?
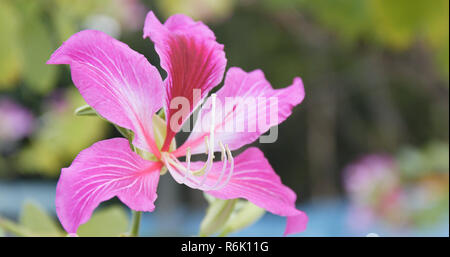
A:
[47,11,307,236]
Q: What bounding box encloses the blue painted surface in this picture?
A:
[1,182,448,236]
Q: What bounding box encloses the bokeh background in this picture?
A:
[0,0,448,236]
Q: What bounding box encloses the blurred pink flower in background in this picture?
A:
[344,150,449,232]
[117,0,148,30]
[0,98,34,146]
[344,155,398,202]
[344,155,403,230]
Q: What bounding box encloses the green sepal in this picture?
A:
[199,196,237,237]
[157,108,165,120]
[74,104,98,116]
[114,124,134,140]
[219,200,265,236]
[74,104,134,142]
[152,114,176,152]
[199,195,266,237]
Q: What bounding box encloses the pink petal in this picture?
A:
[143,11,227,150]
[56,138,162,234]
[285,213,309,236]
[163,147,308,235]
[174,67,305,156]
[47,30,164,157]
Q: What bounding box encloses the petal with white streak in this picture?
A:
[144,11,226,150]
[47,30,164,156]
[56,138,162,234]
[174,67,305,156]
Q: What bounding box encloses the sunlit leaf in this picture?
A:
[300,0,372,45]
[0,216,33,237]
[77,206,129,237]
[51,7,78,43]
[19,201,63,237]
[19,1,58,94]
[157,0,236,22]
[267,0,448,78]
[0,201,63,237]
[0,0,22,88]
[220,200,266,236]
[199,197,237,237]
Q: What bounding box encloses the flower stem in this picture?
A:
[130,211,142,237]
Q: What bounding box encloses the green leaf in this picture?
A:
[157,0,236,22]
[0,201,63,237]
[77,206,129,237]
[0,0,22,88]
[220,200,266,236]
[74,105,98,116]
[16,88,107,176]
[0,217,33,237]
[199,197,237,237]
[50,6,78,43]
[19,201,63,236]
[19,1,58,94]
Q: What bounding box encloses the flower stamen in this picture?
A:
[162,94,234,190]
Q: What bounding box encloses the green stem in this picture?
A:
[129,211,142,237]
[218,228,231,237]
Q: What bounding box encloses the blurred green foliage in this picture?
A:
[156,0,236,22]
[397,142,449,228]
[21,2,58,93]
[0,0,130,178]
[262,0,449,78]
[397,141,449,179]
[199,194,265,236]
[0,0,448,206]
[0,201,129,236]
[0,1,22,88]
[14,89,107,176]
[76,205,129,237]
[19,201,63,236]
[0,0,132,93]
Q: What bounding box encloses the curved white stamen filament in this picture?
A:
[163,94,235,190]
[185,94,217,188]
[198,93,217,181]
[178,94,218,178]
[183,147,191,184]
[164,145,235,191]
[206,141,228,190]
[204,135,209,155]
[213,144,234,191]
